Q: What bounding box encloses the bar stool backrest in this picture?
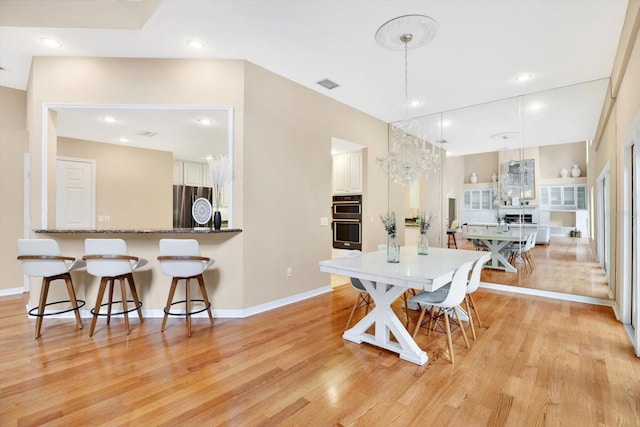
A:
[18,239,68,277]
[158,239,212,277]
[84,238,132,277]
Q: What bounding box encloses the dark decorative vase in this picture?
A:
[213,211,222,230]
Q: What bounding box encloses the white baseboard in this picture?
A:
[24,285,334,319]
[479,281,615,307]
[0,286,27,297]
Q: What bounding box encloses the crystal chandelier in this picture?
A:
[375,15,441,186]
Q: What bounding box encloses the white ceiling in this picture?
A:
[0,0,628,156]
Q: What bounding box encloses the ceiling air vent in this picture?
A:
[317,78,340,90]
[135,131,158,138]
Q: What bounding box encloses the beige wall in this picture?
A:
[464,152,498,184]
[539,141,587,180]
[57,137,173,229]
[590,1,640,313]
[26,57,247,310]
[20,56,389,313]
[0,86,28,292]
[242,62,388,307]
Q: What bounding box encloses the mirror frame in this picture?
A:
[40,103,235,229]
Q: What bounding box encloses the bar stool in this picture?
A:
[83,238,147,337]
[447,220,460,249]
[17,239,86,339]
[157,239,214,337]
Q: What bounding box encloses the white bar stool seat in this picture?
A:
[17,239,86,339]
[83,238,146,337]
[157,239,215,337]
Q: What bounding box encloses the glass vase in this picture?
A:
[417,233,429,255]
[387,235,400,263]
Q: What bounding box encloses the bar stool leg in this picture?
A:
[126,273,144,322]
[197,274,214,325]
[119,277,130,335]
[90,278,109,337]
[63,274,83,330]
[35,278,51,339]
[162,277,179,332]
[185,278,192,337]
[106,278,115,325]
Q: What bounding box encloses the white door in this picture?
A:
[56,158,95,229]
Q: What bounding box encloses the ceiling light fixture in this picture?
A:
[102,116,118,123]
[118,137,129,143]
[39,37,62,48]
[197,118,214,125]
[187,39,204,49]
[375,14,441,186]
[514,73,533,83]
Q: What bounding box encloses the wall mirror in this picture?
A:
[391,78,611,300]
[41,104,233,230]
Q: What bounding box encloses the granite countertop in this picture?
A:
[34,228,242,234]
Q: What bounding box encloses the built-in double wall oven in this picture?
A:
[332,194,362,250]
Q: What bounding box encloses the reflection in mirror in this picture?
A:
[393,78,611,299]
[43,105,233,230]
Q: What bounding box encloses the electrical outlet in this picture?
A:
[104,215,110,223]
[287,267,293,277]
[98,215,104,222]
[320,217,329,226]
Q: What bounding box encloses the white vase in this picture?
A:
[571,164,581,177]
[470,172,478,184]
[560,167,569,178]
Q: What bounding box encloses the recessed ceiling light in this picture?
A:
[527,102,544,112]
[118,137,129,143]
[514,73,533,83]
[187,39,204,49]
[409,99,423,107]
[39,37,62,48]
[103,116,118,123]
[197,118,214,125]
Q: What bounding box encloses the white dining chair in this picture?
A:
[343,250,370,330]
[409,260,475,366]
[157,239,215,337]
[463,252,491,340]
[83,238,147,337]
[17,239,86,339]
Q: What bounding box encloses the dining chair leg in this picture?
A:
[90,278,109,337]
[412,305,427,338]
[64,274,83,330]
[426,306,437,337]
[120,277,130,335]
[464,296,476,341]
[196,274,214,325]
[468,294,483,328]
[345,293,363,330]
[454,306,470,349]
[443,308,454,366]
[402,291,411,328]
[35,278,51,339]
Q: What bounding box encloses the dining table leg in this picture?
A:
[482,239,517,273]
[342,279,428,365]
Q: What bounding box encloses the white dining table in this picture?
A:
[319,246,485,365]
[463,228,534,273]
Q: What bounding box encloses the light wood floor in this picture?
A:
[456,235,611,299]
[1,283,638,426]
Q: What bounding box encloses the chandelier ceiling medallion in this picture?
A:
[375,14,441,186]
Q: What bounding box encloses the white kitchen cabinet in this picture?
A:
[539,184,587,211]
[173,161,183,185]
[333,151,362,194]
[183,161,203,187]
[463,189,496,210]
